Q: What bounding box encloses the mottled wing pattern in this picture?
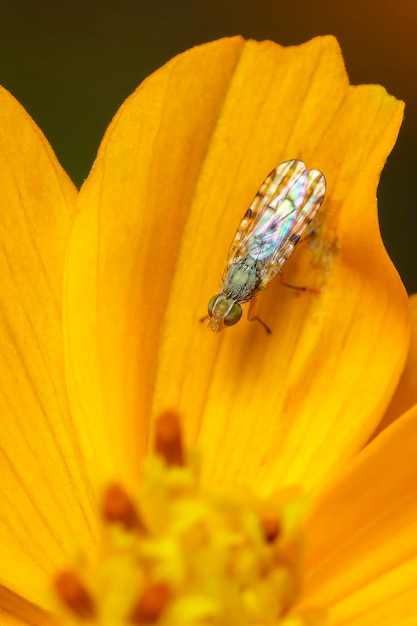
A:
[227,160,306,266]
[227,159,326,288]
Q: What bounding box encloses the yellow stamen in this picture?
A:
[53,414,323,625]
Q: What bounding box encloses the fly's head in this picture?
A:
[205,294,242,332]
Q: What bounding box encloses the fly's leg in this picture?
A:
[279,273,320,295]
[247,298,272,334]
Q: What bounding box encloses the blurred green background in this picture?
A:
[0,0,415,291]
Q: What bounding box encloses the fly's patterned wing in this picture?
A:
[227,160,307,265]
[227,159,326,288]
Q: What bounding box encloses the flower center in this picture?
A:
[54,412,322,625]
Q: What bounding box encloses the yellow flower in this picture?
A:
[0,35,414,625]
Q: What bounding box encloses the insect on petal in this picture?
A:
[205,159,326,332]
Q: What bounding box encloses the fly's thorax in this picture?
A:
[207,294,242,331]
[223,256,261,303]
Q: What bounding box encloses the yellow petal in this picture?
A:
[65,37,407,496]
[374,293,417,433]
[65,36,246,486]
[0,588,56,626]
[301,405,417,624]
[156,40,407,494]
[0,88,95,607]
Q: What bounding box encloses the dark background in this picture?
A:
[0,0,415,292]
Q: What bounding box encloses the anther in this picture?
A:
[260,517,281,543]
[54,571,95,619]
[154,411,184,466]
[102,484,145,532]
[131,582,171,624]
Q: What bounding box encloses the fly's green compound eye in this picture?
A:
[207,295,219,316]
[207,295,242,327]
[223,302,242,326]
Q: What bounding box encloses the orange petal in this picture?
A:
[0,88,95,608]
[64,36,246,486]
[152,39,407,493]
[301,405,417,624]
[374,293,417,434]
[65,37,407,496]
